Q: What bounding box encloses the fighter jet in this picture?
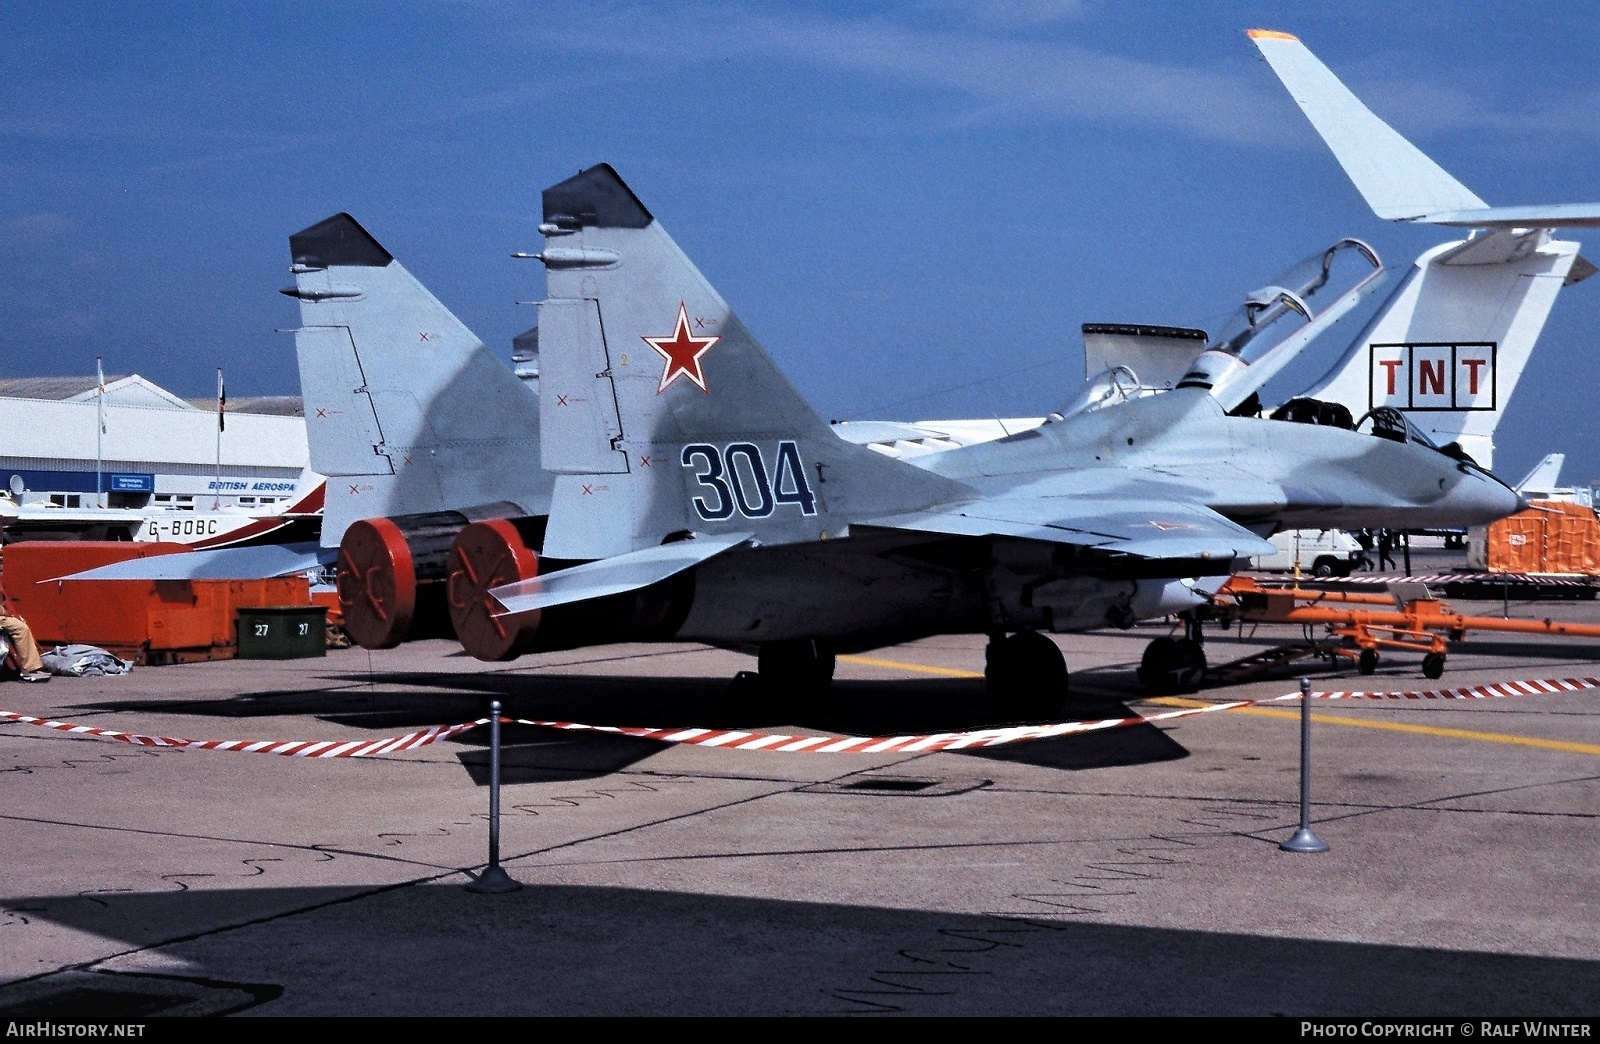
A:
[70,188,1519,713]
[463,163,1519,717]
[78,32,1569,712]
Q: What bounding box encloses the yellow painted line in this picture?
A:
[1148,697,1600,756]
[835,666,1600,756]
[838,655,983,679]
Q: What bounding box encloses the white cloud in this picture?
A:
[522,5,1275,142]
[0,212,77,244]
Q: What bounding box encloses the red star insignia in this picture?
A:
[643,301,720,393]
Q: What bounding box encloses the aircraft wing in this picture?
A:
[490,532,752,616]
[862,495,1275,561]
[52,542,334,582]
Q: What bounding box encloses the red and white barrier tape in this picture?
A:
[1261,572,1598,588]
[1311,676,1600,701]
[0,710,485,757]
[3,676,1596,756]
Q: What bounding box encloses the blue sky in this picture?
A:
[4,1,1597,485]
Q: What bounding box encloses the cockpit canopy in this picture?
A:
[1051,364,1149,421]
[1356,406,1439,449]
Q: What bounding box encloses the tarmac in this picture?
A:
[2,560,1598,1018]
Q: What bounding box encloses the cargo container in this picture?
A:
[1467,500,1600,577]
[0,541,317,664]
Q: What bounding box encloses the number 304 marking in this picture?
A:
[681,441,818,520]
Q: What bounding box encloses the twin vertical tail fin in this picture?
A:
[529,165,971,561]
[1249,29,1597,469]
[283,214,549,547]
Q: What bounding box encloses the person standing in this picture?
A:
[1355,528,1375,571]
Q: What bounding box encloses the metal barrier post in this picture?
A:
[1280,678,1330,853]
[467,699,521,893]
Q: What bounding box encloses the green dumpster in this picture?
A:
[236,606,328,659]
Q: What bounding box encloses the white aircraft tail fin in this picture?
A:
[1250,29,1600,229]
[1248,29,1485,222]
[1295,232,1581,468]
[283,214,550,546]
[1514,453,1565,495]
[1250,30,1596,469]
[530,165,971,560]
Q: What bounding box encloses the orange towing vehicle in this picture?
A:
[1211,575,1600,681]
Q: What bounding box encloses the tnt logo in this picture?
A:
[1369,342,1496,412]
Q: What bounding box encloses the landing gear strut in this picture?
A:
[986,630,1069,722]
[1137,613,1207,694]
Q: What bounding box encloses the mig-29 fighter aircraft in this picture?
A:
[75,180,1520,717]
[78,34,1568,715]
[448,163,1519,718]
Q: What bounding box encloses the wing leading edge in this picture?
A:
[862,496,1276,561]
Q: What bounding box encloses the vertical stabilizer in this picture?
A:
[283,214,550,546]
[1250,30,1595,468]
[1514,453,1565,495]
[1296,232,1581,467]
[532,165,971,560]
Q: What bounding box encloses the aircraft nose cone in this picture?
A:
[1447,467,1523,525]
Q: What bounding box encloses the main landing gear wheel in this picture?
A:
[1358,648,1379,675]
[1422,652,1445,680]
[757,639,836,698]
[986,630,1069,723]
[1137,637,1206,694]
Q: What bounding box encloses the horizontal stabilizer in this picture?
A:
[52,542,333,582]
[865,496,1275,561]
[491,532,751,616]
[1249,29,1487,221]
[1414,204,1600,230]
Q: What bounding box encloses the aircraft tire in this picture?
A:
[758,639,836,698]
[986,631,1068,722]
[1137,636,1206,694]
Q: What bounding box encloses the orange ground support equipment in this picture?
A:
[0,541,317,665]
[1216,575,1600,680]
[1470,500,1600,576]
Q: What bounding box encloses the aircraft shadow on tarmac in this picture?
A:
[83,670,1190,781]
[2,882,1596,1016]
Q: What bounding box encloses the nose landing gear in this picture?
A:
[1137,614,1207,694]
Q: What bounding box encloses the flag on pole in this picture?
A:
[217,369,226,432]
[96,357,107,433]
